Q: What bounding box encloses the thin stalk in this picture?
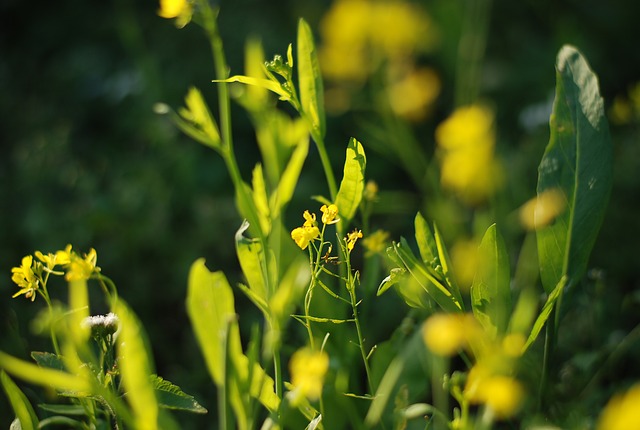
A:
[537,306,556,412]
[310,128,338,202]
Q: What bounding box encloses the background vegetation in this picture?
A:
[2,0,640,427]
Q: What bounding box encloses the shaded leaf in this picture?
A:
[536,45,612,294]
[151,375,207,414]
[1,371,39,430]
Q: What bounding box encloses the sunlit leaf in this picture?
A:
[414,213,438,266]
[251,164,271,236]
[297,18,325,138]
[215,75,291,101]
[471,224,511,337]
[114,300,159,429]
[536,45,612,294]
[335,138,366,226]
[1,371,39,430]
[176,87,221,150]
[433,224,464,310]
[235,221,269,302]
[271,136,309,217]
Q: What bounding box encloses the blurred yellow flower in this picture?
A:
[11,255,39,301]
[320,204,340,225]
[158,0,192,28]
[363,180,378,202]
[518,188,566,230]
[387,67,440,121]
[598,383,640,430]
[289,348,329,403]
[56,245,100,281]
[465,367,524,419]
[423,313,477,356]
[450,238,479,290]
[436,105,503,204]
[345,229,363,251]
[291,211,320,250]
[362,229,390,257]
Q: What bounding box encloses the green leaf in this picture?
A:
[297,18,325,138]
[176,87,221,150]
[335,138,366,225]
[536,45,612,294]
[433,224,464,310]
[0,351,90,393]
[214,75,292,101]
[251,164,271,236]
[186,259,238,386]
[38,403,86,415]
[235,221,269,302]
[151,375,207,414]
[1,371,39,430]
[377,268,406,296]
[471,224,511,337]
[414,213,438,266]
[523,277,568,352]
[113,300,159,429]
[271,136,309,218]
[31,352,65,371]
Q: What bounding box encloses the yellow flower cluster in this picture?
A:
[157,0,192,28]
[422,313,526,419]
[435,105,504,204]
[10,245,100,301]
[289,348,329,403]
[291,210,321,250]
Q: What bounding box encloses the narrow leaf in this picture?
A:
[414,213,438,266]
[523,276,568,352]
[1,371,39,430]
[251,164,271,236]
[271,137,309,217]
[214,75,292,101]
[471,224,511,337]
[536,45,612,293]
[297,18,326,138]
[433,224,464,310]
[335,137,366,225]
[114,300,159,429]
[235,221,268,302]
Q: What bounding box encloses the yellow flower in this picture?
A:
[363,180,378,202]
[362,229,389,257]
[387,67,440,121]
[423,313,475,356]
[158,0,192,28]
[345,228,363,251]
[291,211,320,250]
[436,105,503,204]
[56,245,100,281]
[518,188,566,230]
[320,204,340,225]
[289,348,329,403]
[11,255,39,301]
[598,383,640,430]
[465,368,524,419]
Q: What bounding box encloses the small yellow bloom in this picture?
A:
[423,313,474,356]
[362,229,389,256]
[320,204,340,225]
[158,0,192,28]
[289,348,329,403]
[363,180,378,202]
[518,188,566,230]
[345,229,363,251]
[291,211,320,250]
[11,255,39,301]
[598,383,640,430]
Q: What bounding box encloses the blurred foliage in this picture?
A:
[2,0,640,427]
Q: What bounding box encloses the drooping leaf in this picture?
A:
[1,370,39,430]
[297,18,325,138]
[471,224,511,337]
[113,300,159,429]
[151,375,207,414]
[523,277,568,352]
[536,45,612,294]
[335,138,366,226]
[377,268,407,296]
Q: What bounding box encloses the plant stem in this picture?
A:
[310,129,338,202]
[538,305,556,412]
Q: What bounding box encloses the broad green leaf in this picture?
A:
[235,221,268,302]
[215,75,291,101]
[151,375,207,414]
[176,87,221,150]
[471,224,511,337]
[251,164,271,236]
[523,277,568,352]
[335,138,366,225]
[414,213,438,266]
[114,300,159,430]
[536,45,612,294]
[1,371,39,430]
[31,352,65,371]
[297,18,325,138]
[0,351,90,393]
[187,259,238,385]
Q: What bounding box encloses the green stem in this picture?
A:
[310,128,338,203]
[538,306,556,412]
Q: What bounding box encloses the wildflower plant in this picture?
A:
[3,1,638,429]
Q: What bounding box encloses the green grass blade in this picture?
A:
[1,370,39,430]
[471,223,511,337]
[536,45,613,293]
